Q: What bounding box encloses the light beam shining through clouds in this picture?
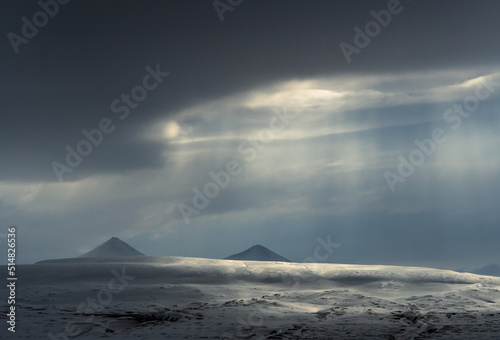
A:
[1,1,500,274]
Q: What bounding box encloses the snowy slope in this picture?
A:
[79,237,145,258]
[2,256,500,339]
[225,244,291,262]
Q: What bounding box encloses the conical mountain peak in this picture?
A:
[225,244,290,262]
[79,237,145,258]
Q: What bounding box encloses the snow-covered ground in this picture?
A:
[2,257,500,339]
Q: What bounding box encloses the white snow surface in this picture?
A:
[225,244,291,262]
[79,237,145,258]
[2,256,500,339]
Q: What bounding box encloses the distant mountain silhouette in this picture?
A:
[225,244,290,262]
[79,237,145,258]
[471,263,500,277]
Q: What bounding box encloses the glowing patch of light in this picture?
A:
[243,78,346,110]
[163,121,180,139]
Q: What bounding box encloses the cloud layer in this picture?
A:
[1,1,500,270]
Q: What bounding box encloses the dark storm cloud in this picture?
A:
[2,1,500,271]
[2,0,500,181]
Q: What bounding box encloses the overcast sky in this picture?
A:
[1,0,500,270]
